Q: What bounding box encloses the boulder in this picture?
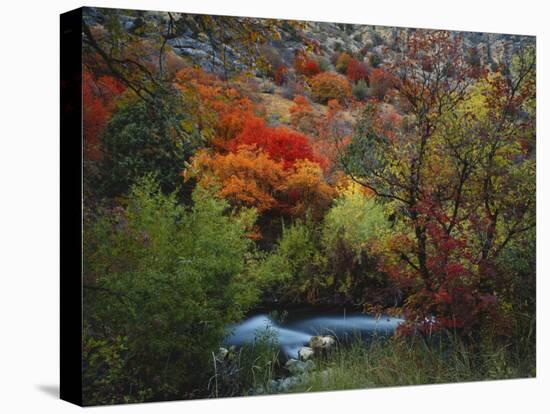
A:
[217,347,229,360]
[309,335,336,350]
[285,358,316,375]
[298,346,315,361]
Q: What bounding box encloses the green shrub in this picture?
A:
[369,52,382,68]
[98,96,199,198]
[352,80,369,101]
[83,176,259,403]
[317,56,331,72]
[322,190,387,259]
[259,220,326,302]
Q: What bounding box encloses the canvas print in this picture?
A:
[78,6,535,405]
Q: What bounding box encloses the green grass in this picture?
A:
[287,332,535,394]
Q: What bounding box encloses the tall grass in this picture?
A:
[288,329,535,394]
[210,326,282,397]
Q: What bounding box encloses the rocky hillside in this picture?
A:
[84,7,534,79]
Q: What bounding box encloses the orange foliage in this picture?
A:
[174,68,255,145]
[310,72,352,105]
[187,145,287,213]
[335,52,352,74]
[368,68,396,101]
[274,65,287,86]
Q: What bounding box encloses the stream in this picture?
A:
[225,308,404,359]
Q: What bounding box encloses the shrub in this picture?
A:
[310,72,352,105]
[322,187,388,259]
[368,52,382,68]
[99,96,197,197]
[302,59,321,77]
[83,176,259,403]
[187,145,287,214]
[352,79,369,101]
[259,220,326,303]
[368,68,395,100]
[317,56,331,72]
[273,65,287,86]
[83,69,125,162]
[259,80,276,94]
[346,58,369,82]
[294,51,321,77]
[229,116,324,169]
[289,95,316,134]
[282,159,336,220]
[281,80,306,100]
[335,52,352,74]
[174,68,255,143]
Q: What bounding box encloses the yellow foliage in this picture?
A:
[282,159,336,219]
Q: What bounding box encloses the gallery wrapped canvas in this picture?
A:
[60,6,536,406]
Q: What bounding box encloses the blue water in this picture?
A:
[225,310,403,358]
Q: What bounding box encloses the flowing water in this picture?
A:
[225,308,403,358]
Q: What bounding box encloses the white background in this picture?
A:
[0,0,548,412]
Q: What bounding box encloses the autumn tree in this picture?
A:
[282,159,336,220]
[368,68,395,100]
[310,72,352,105]
[228,116,326,169]
[83,69,125,162]
[173,67,255,145]
[341,31,535,335]
[346,58,369,82]
[186,145,287,215]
